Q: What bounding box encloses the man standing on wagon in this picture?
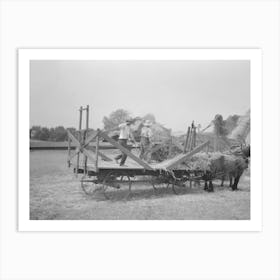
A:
[114,119,136,166]
[139,120,153,162]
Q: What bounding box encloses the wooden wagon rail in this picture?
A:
[67,105,211,199]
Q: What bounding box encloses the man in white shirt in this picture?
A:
[139,120,153,162]
[114,119,136,166]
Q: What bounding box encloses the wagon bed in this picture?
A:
[67,106,210,199]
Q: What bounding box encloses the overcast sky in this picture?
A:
[30,60,250,132]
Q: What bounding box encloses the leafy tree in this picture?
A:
[103,109,131,130]
[49,127,56,141]
[143,113,156,122]
[53,126,67,141]
[40,127,50,140]
[30,126,42,139]
[30,125,70,141]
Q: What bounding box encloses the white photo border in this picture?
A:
[19,48,262,232]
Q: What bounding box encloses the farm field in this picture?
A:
[30,150,250,220]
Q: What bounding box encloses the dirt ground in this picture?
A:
[30,150,250,220]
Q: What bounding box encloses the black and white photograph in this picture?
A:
[2,1,280,280]
[28,54,251,221]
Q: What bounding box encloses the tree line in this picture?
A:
[30,126,77,141]
[30,109,240,142]
[30,109,156,142]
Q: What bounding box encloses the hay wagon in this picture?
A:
[67,106,210,199]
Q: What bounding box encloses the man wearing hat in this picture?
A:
[139,120,153,162]
[114,119,136,166]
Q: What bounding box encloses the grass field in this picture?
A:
[30,150,250,220]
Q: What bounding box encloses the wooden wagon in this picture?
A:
[67,106,210,200]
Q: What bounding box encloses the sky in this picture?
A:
[30,60,250,132]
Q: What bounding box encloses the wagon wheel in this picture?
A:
[150,179,158,192]
[81,175,103,196]
[121,175,132,199]
[170,179,186,195]
[150,174,169,194]
[102,171,132,200]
